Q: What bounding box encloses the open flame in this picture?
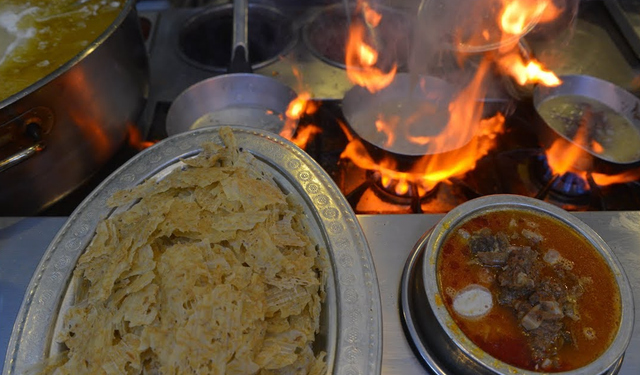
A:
[341,112,506,193]
[545,124,589,177]
[341,60,507,194]
[340,43,510,194]
[496,0,562,87]
[592,169,640,186]
[339,0,622,204]
[345,1,397,93]
[280,67,322,148]
[339,0,564,196]
[544,124,640,188]
[362,1,382,27]
[497,52,561,87]
[280,92,321,148]
[374,115,398,148]
[499,0,559,36]
[290,125,322,149]
[127,124,156,150]
[286,92,312,120]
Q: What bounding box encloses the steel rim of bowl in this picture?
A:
[421,194,635,375]
[0,0,137,108]
[176,3,298,72]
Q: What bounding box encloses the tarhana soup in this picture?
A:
[0,0,124,101]
[437,208,621,372]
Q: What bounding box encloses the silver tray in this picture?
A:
[3,126,383,375]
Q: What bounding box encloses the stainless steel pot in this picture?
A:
[422,194,634,375]
[533,75,640,174]
[0,0,149,215]
[341,73,510,171]
[341,73,457,163]
[165,0,297,137]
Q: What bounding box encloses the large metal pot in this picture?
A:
[0,0,148,215]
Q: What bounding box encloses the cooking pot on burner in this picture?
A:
[165,0,297,137]
[341,73,506,170]
[0,0,149,215]
[341,74,457,169]
[533,75,640,174]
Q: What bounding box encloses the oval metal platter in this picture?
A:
[3,126,383,375]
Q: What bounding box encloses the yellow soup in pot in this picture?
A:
[0,0,124,102]
[437,209,621,372]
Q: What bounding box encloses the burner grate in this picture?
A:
[294,100,640,214]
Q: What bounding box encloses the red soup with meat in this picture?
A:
[437,208,621,372]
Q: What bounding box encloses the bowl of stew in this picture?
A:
[422,194,634,374]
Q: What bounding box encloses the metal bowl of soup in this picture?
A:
[422,194,634,374]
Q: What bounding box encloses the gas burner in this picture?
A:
[481,147,640,211]
[302,3,411,70]
[368,170,441,212]
[335,159,477,214]
[486,148,593,210]
[531,153,592,200]
[370,170,439,202]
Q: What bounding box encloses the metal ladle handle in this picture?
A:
[229,0,252,73]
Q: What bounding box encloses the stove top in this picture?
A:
[291,99,640,213]
[29,0,640,219]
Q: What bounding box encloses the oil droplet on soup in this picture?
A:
[437,209,621,372]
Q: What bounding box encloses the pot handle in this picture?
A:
[0,107,54,173]
[0,142,45,173]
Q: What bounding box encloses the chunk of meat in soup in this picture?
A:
[497,246,541,305]
[468,227,587,371]
[469,228,511,266]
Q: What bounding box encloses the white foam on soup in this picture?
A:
[0,6,38,66]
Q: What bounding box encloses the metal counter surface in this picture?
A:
[359,213,640,375]
[1,213,639,374]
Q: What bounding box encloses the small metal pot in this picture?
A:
[165,0,297,137]
[341,73,506,170]
[0,0,149,215]
[422,194,634,375]
[533,75,640,174]
[341,74,456,168]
